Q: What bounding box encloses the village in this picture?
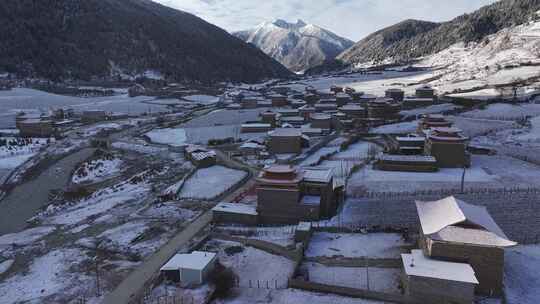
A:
[0,66,539,304]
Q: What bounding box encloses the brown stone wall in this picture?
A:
[427,239,505,296]
[425,140,469,168]
[257,187,320,223]
[268,136,302,154]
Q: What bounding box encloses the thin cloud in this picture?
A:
[155,0,498,41]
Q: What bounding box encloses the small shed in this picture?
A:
[401,250,478,304]
[160,251,217,286]
[212,202,258,225]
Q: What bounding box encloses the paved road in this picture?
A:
[0,148,96,235]
[103,211,213,304]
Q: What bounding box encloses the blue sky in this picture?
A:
[156,0,498,41]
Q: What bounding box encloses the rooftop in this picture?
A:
[402,250,478,284]
[161,251,216,271]
[416,196,516,247]
[212,202,258,216]
[303,167,333,183]
[269,128,302,137]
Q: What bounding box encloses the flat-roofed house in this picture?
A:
[385,88,405,102]
[397,135,426,155]
[310,114,332,130]
[335,93,351,107]
[401,250,478,304]
[256,165,338,224]
[212,202,258,225]
[339,104,366,119]
[241,98,260,109]
[82,110,107,123]
[270,95,288,107]
[416,85,436,99]
[260,110,279,127]
[367,98,401,122]
[375,154,438,172]
[160,251,217,286]
[299,106,316,120]
[418,114,453,133]
[424,127,470,168]
[268,128,303,154]
[241,123,273,133]
[17,119,55,137]
[301,167,337,218]
[314,103,338,113]
[415,196,517,295]
[279,116,305,127]
[303,93,319,105]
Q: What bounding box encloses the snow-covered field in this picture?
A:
[420,20,540,94]
[203,239,295,289]
[306,232,406,259]
[178,166,247,200]
[0,226,56,247]
[145,128,187,146]
[371,121,419,134]
[0,248,92,303]
[346,154,540,193]
[400,103,461,119]
[306,263,401,293]
[40,171,153,226]
[505,245,540,304]
[213,288,385,304]
[462,103,540,121]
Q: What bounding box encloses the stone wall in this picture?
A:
[341,190,540,244]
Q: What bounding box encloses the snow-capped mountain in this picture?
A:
[234,19,354,73]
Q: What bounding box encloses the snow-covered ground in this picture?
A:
[40,172,152,227]
[400,103,461,119]
[349,154,540,193]
[216,226,296,247]
[462,103,540,120]
[0,248,92,303]
[213,288,385,304]
[178,166,247,200]
[306,263,401,293]
[505,244,540,304]
[72,158,123,184]
[145,128,187,146]
[203,239,295,289]
[306,232,406,259]
[0,226,56,247]
[420,20,540,94]
[371,121,419,134]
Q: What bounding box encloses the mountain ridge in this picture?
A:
[312,0,540,73]
[234,19,354,73]
[0,0,292,83]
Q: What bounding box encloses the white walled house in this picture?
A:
[160,251,217,286]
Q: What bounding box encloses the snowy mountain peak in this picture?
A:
[234,19,354,72]
[272,19,307,29]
